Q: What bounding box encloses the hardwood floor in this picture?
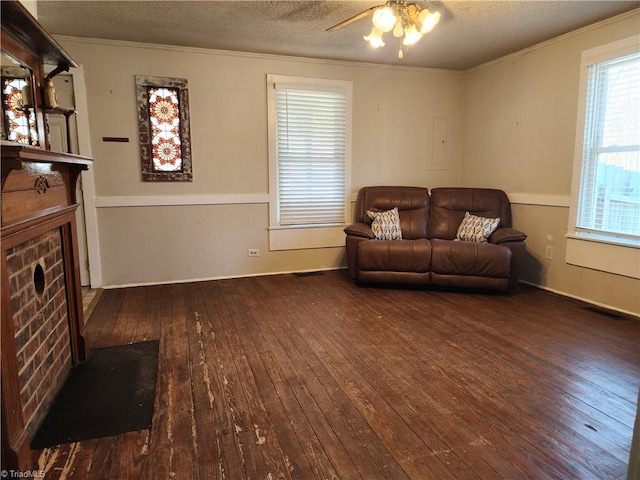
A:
[36,270,638,479]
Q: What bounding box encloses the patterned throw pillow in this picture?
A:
[455,211,500,243]
[366,207,403,240]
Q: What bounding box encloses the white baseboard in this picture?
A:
[101,266,346,290]
[519,280,639,319]
[101,268,639,320]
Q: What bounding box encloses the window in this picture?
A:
[576,51,640,240]
[567,35,640,279]
[267,75,352,250]
[136,76,192,182]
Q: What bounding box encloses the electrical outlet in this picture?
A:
[248,249,260,257]
[545,245,554,260]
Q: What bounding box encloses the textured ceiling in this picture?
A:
[35,1,640,70]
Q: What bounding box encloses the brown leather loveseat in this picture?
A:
[344,186,527,292]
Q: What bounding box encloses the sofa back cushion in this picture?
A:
[355,186,430,240]
[429,188,512,240]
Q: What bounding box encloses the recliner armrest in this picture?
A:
[344,222,375,239]
[489,227,527,244]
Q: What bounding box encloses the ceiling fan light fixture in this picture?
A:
[402,24,422,46]
[417,8,431,23]
[327,0,439,58]
[372,6,397,32]
[365,1,440,57]
[364,26,385,48]
[419,10,441,34]
[393,18,404,37]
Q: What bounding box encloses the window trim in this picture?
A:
[266,74,352,251]
[135,75,192,182]
[567,35,640,279]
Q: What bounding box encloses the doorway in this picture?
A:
[46,73,91,286]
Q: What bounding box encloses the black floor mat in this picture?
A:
[31,340,159,448]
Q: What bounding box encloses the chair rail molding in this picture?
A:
[506,193,570,208]
[94,193,270,208]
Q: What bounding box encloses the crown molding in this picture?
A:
[464,8,640,75]
[53,34,463,76]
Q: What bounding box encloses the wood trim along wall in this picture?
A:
[59,65,103,289]
[100,266,345,290]
[507,193,570,208]
[94,193,270,208]
[54,35,465,77]
[93,192,570,208]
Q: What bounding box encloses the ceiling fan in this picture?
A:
[327,0,441,59]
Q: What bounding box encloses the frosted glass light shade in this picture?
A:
[360,3,441,56]
[364,26,385,48]
[393,19,404,37]
[419,10,441,33]
[402,25,422,46]
[372,7,397,32]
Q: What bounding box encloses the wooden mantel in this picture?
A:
[1,142,93,469]
[0,1,77,70]
[1,142,92,234]
[1,1,94,470]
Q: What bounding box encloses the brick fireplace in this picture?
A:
[7,229,73,438]
[1,144,92,469]
[2,2,93,469]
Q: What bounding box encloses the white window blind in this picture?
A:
[576,51,640,241]
[274,85,347,226]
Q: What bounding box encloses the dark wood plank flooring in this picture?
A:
[35,270,639,479]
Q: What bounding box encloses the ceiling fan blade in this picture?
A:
[326,6,379,32]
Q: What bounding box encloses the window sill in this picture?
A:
[269,224,346,251]
[565,234,640,279]
[568,232,640,249]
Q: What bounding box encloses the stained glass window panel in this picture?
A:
[148,86,182,172]
[2,77,38,145]
[136,75,191,182]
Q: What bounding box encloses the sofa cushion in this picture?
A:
[455,212,500,243]
[367,207,403,240]
[429,188,511,240]
[355,186,429,239]
[430,238,511,278]
[358,239,431,273]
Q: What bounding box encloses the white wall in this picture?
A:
[18,0,37,18]
[58,11,640,316]
[461,11,640,316]
[56,37,463,287]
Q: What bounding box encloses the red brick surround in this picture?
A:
[6,228,72,437]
